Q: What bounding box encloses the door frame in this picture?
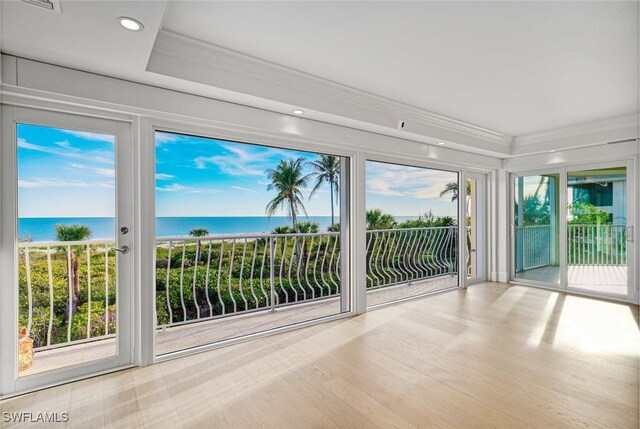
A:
[508,160,636,303]
[466,171,488,284]
[0,106,135,395]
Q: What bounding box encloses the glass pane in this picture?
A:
[365,161,459,307]
[514,174,560,285]
[16,124,117,376]
[154,131,348,356]
[567,167,627,295]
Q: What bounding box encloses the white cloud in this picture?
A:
[257,180,270,186]
[18,138,114,165]
[193,143,302,176]
[69,163,114,177]
[156,183,221,194]
[18,178,114,189]
[231,185,255,193]
[155,173,175,180]
[61,130,115,143]
[366,162,457,200]
[155,132,182,145]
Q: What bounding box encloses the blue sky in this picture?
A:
[17,124,116,218]
[18,126,458,219]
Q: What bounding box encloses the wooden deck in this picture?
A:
[20,276,458,376]
[517,264,627,295]
[4,283,638,428]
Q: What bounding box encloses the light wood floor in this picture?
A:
[2,282,638,428]
[23,275,455,373]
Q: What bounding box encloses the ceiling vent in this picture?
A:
[21,0,62,13]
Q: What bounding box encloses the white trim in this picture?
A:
[148,30,513,154]
[513,114,639,155]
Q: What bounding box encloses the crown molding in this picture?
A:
[512,113,639,155]
[147,30,512,155]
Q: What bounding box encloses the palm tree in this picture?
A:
[265,158,310,228]
[189,228,209,263]
[439,181,472,202]
[366,209,396,230]
[307,155,340,226]
[55,224,91,317]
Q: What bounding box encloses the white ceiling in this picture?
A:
[162,1,639,136]
[1,0,638,144]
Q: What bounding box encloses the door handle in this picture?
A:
[112,245,130,254]
[626,226,634,243]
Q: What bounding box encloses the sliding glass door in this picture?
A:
[567,166,632,298]
[513,173,561,286]
[511,162,635,301]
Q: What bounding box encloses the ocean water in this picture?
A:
[18,217,336,242]
[19,216,420,242]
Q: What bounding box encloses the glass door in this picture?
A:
[567,164,633,299]
[467,173,487,284]
[1,107,133,395]
[512,172,561,286]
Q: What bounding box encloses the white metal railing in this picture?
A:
[516,225,551,270]
[155,232,341,329]
[365,226,458,289]
[18,239,117,352]
[568,224,627,266]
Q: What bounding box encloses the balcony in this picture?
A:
[17,226,459,375]
[515,224,627,295]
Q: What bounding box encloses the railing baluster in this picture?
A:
[296,236,305,297]
[204,240,213,317]
[67,245,73,343]
[312,235,323,297]
[228,239,238,313]
[270,237,276,310]
[104,245,109,336]
[46,246,54,347]
[288,237,299,301]
[278,237,288,304]
[179,242,187,321]
[24,247,33,336]
[86,245,92,339]
[259,240,268,304]
[216,241,225,315]
[238,238,249,310]
[192,240,201,320]
[328,233,339,294]
[165,241,173,324]
[249,240,259,309]
[304,235,316,298]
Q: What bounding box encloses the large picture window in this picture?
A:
[365,160,459,307]
[154,131,349,356]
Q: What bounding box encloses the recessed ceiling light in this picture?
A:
[437,142,446,145]
[118,17,144,32]
[292,109,304,115]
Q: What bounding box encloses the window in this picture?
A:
[154,131,349,355]
[365,160,459,307]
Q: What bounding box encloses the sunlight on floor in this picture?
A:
[527,293,559,348]
[554,296,640,357]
